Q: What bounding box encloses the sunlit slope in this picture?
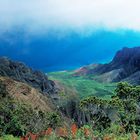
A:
[48,71,116,99]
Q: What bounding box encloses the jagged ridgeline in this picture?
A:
[0,57,58,94]
[74,47,140,84]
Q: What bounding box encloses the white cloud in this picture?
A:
[0,0,140,31]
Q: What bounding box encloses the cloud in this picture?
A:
[0,0,140,31]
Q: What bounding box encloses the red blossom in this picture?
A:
[71,124,78,137]
[84,128,90,137]
[56,127,68,138]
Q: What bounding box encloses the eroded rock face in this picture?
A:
[0,57,58,94]
[96,47,140,83]
[74,47,140,84]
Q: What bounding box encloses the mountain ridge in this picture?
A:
[74,46,140,84]
[0,57,59,94]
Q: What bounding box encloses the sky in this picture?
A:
[0,0,140,71]
[1,0,140,30]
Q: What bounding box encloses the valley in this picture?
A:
[49,71,116,99]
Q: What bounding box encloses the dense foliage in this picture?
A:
[80,82,140,136]
[1,78,140,139]
[0,80,62,137]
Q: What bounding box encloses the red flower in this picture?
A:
[83,128,90,137]
[30,133,38,140]
[46,127,53,135]
[71,124,78,137]
[22,132,38,140]
[56,127,68,137]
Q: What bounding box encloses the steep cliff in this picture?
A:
[74,47,140,84]
[0,57,59,94]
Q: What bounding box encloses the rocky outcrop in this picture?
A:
[74,47,140,84]
[0,57,59,94]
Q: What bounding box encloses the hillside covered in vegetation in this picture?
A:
[0,54,140,139]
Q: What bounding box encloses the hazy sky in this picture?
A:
[1,0,140,71]
[0,0,140,31]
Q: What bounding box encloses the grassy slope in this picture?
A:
[48,71,116,99]
[0,76,55,112]
[0,135,20,140]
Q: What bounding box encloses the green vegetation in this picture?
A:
[1,71,140,139]
[79,82,140,137]
[0,135,19,140]
[0,80,8,97]
[49,71,116,99]
[19,124,139,140]
[48,71,140,138]
[0,80,62,138]
[0,97,62,137]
